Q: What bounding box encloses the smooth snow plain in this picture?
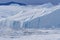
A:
[0,3,60,40]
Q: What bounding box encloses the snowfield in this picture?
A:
[0,34,60,40]
[0,29,60,40]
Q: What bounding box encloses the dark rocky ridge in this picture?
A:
[0,1,26,6]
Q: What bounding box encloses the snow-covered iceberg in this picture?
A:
[0,3,60,30]
[0,3,53,30]
[0,2,60,38]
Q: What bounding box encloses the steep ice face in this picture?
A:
[0,3,60,38]
[40,7,60,29]
[0,3,60,32]
[4,3,53,30]
[23,5,60,29]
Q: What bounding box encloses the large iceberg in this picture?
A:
[0,2,60,38]
[0,3,60,30]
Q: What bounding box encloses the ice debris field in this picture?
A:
[0,2,60,40]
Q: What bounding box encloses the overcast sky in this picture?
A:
[0,0,60,5]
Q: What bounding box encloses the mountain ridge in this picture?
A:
[0,1,26,6]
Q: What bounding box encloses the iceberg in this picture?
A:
[0,2,60,38]
[5,3,53,30]
[0,3,60,30]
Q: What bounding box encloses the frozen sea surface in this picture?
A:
[0,34,60,40]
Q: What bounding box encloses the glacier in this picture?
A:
[3,3,60,30]
[0,2,60,40]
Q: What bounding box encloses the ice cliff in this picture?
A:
[0,3,60,31]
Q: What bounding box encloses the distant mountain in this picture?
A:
[0,1,26,6]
